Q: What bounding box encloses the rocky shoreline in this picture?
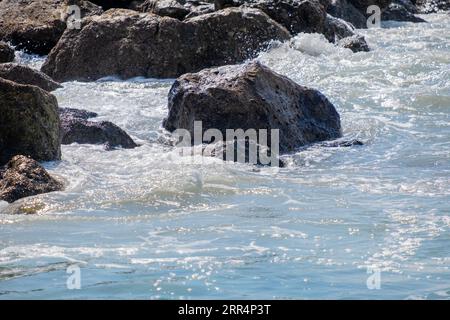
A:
[0,0,448,205]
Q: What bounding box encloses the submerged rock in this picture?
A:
[338,34,370,52]
[0,0,103,55]
[0,41,15,63]
[0,78,61,166]
[163,61,342,154]
[0,63,62,92]
[41,8,290,81]
[60,108,138,149]
[0,155,63,203]
[59,107,98,120]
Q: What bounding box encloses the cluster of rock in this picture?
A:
[1,0,448,205]
[0,63,137,205]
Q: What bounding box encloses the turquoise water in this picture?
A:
[0,14,449,299]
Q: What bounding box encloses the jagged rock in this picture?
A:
[0,0,103,55]
[0,155,63,203]
[41,8,290,81]
[0,78,61,166]
[0,63,61,91]
[163,61,342,154]
[0,41,15,63]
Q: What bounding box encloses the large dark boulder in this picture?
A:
[0,41,15,63]
[0,63,61,91]
[163,61,342,154]
[59,108,138,149]
[0,155,63,203]
[0,0,103,55]
[0,78,61,166]
[41,8,290,82]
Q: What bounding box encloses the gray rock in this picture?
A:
[41,8,290,81]
[60,109,138,149]
[59,107,98,120]
[0,155,63,203]
[324,14,370,51]
[338,35,370,52]
[0,78,61,166]
[0,63,61,91]
[163,61,342,154]
[0,41,15,63]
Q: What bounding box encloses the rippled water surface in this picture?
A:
[1,14,449,299]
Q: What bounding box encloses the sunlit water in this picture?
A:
[0,14,449,299]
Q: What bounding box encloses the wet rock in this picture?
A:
[327,0,368,28]
[338,34,370,52]
[184,2,216,18]
[395,0,418,13]
[0,78,61,166]
[41,8,290,81]
[59,107,98,120]
[0,41,15,63]
[323,14,370,51]
[60,111,138,149]
[0,63,61,91]
[163,61,342,154]
[0,0,103,55]
[324,14,358,41]
[383,3,426,22]
[139,0,191,19]
[242,0,327,35]
[0,155,63,203]
[320,139,364,147]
